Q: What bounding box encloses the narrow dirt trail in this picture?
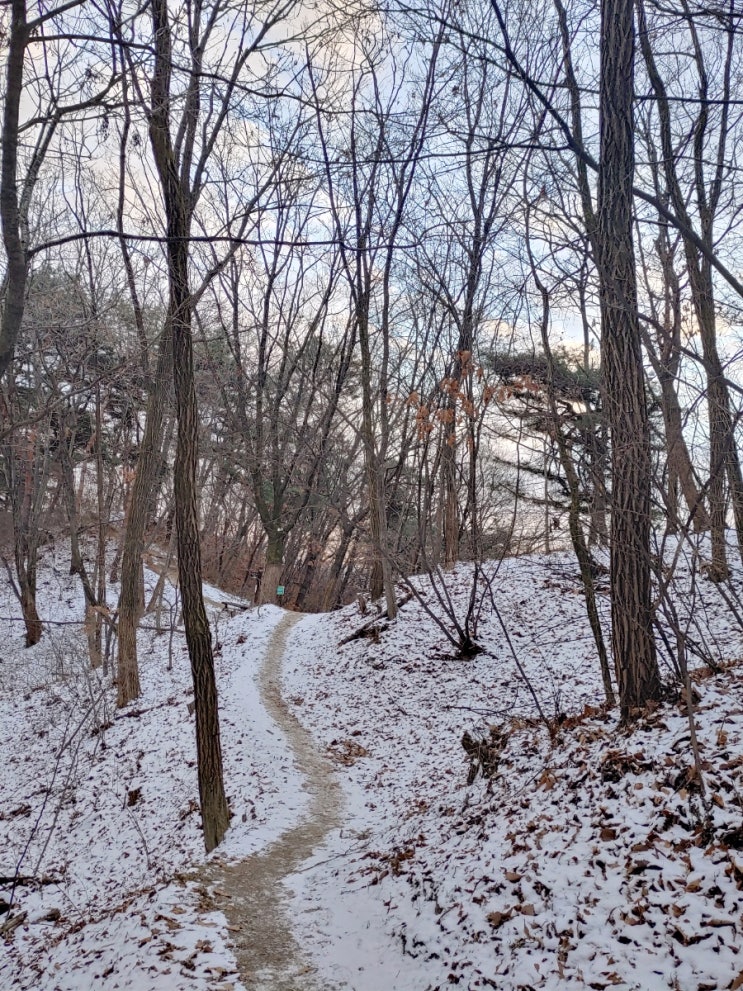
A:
[208,611,344,990]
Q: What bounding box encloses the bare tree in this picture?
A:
[310,16,442,615]
[636,0,743,578]
[413,17,527,568]
[1,1,117,380]
[633,192,709,536]
[202,159,351,607]
[596,0,662,718]
[125,0,308,850]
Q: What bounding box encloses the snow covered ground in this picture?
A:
[0,555,304,990]
[2,539,743,990]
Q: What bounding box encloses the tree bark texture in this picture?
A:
[4,423,48,647]
[442,433,459,569]
[149,0,229,852]
[687,262,740,578]
[169,251,229,852]
[116,325,173,708]
[15,523,41,648]
[357,290,396,618]
[0,1,28,381]
[259,528,286,605]
[598,0,662,719]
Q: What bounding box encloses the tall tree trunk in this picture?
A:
[357,293,396,617]
[14,523,41,647]
[688,263,739,578]
[442,434,459,568]
[259,527,286,606]
[587,425,609,547]
[293,539,320,612]
[116,325,172,708]
[658,362,709,533]
[321,525,355,612]
[169,254,229,852]
[598,0,662,720]
[93,382,107,670]
[0,0,28,381]
[148,0,229,852]
[7,441,42,647]
[1,3,36,646]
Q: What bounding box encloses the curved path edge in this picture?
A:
[205,611,343,991]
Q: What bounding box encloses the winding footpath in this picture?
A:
[208,612,343,990]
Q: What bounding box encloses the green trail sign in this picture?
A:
[276,585,285,596]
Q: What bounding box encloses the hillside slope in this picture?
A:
[282,548,743,990]
[1,541,742,990]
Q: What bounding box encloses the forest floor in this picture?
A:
[1,537,743,990]
[198,610,343,990]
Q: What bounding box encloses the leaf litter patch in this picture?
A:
[282,545,743,990]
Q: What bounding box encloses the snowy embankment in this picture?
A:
[1,540,743,991]
[281,547,743,991]
[0,552,302,990]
